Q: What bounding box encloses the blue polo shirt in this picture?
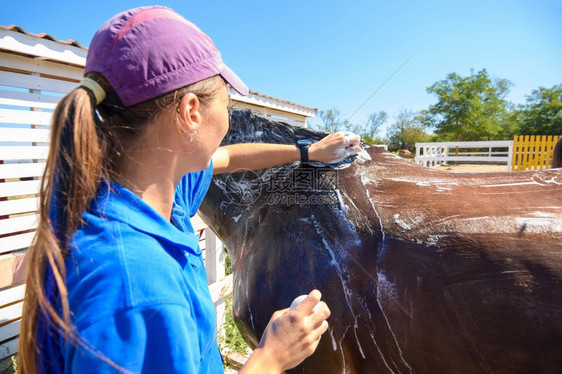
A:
[40,164,223,373]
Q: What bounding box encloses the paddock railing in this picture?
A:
[415,140,514,170]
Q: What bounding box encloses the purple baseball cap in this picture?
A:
[85,6,248,106]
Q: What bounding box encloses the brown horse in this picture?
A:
[199,111,562,374]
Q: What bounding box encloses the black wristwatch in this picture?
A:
[297,139,313,162]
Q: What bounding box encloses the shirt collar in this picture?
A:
[89,180,201,255]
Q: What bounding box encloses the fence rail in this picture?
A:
[415,140,514,170]
[415,136,562,171]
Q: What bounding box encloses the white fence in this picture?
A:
[415,140,514,170]
[0,26,231,362]
[0,28,87,360]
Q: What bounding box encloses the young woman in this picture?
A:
[18,6,360,374]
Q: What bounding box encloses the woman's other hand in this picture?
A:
[240,290,331,373]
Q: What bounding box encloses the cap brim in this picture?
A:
[220,64,249,96]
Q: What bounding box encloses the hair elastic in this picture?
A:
[79,78,107,104]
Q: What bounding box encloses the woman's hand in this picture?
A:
[309,132,362,163]
[240,290,331,373]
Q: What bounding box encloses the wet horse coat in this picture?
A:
[199,111,562,373]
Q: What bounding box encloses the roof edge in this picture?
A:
[1,24,317,118]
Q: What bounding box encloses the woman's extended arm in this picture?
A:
[212,132,361,175]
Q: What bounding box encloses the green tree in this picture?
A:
[386,109,431,152]
[314,108,350,133]
[515,84,562,135]
[496,103,520,139]
[421,69,512,141]
[363,111,388,144]
[349,111,388,144]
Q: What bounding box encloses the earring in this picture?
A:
[189,130,198,142]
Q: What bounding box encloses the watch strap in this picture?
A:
[298,143,309,162]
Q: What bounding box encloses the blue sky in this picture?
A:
[2,0,561,134]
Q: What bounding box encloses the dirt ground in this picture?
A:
[430,163,509,173]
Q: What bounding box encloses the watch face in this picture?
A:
[298,139,312,146]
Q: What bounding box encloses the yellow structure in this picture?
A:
[512,135,562,170]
